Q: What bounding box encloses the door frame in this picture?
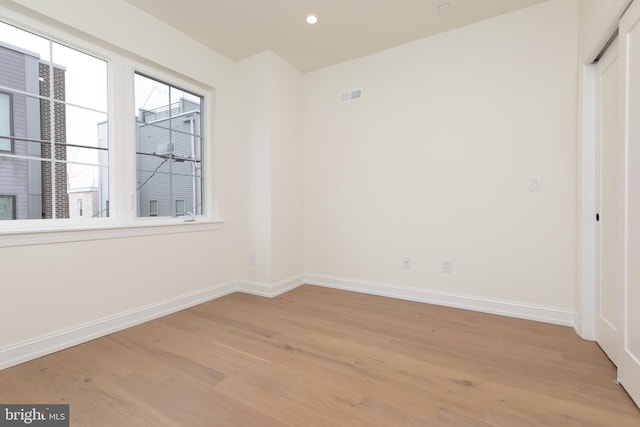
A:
[577,62,598,341]
[577,0,634,341]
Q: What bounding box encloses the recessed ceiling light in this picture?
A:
[306,14,318,25]
[438,3,451,13]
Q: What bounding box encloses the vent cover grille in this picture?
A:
[340,89,363,104]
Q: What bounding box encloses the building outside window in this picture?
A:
[131,73,203,218]
[0,22,108,221]
[68,187,97,218]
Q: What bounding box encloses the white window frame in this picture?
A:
[77,199,83,217]
[129,61,214,225]
[0,8,221,248]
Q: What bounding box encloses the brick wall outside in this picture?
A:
[39,63,68,219]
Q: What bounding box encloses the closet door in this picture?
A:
[595,36,622,366]
[619,0,640,407]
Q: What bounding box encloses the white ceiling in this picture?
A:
[125,0,549,72]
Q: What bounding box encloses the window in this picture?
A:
[0,92,13,152]
[0,13,217,244]
[149,199,158,217]
[0,195,15,220]
[135,73,203,218]
[0,21,109,221]
[175,198,185,216]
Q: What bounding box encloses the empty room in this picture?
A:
[0,0,639,425]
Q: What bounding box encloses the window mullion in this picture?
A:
[168,88,174,217]
[116,58,137,225]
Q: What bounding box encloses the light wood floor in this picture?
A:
[1,285,638,426]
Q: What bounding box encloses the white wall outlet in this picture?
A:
[250,254,256,266]
[442,259,452,274]
[530,176,542,191]
[402,257,411,270]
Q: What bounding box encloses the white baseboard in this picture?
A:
[0,281,237,371]
[1,272,574,371]
[0,275,306,371]
[305,274,575,327]
[237,274,305,297]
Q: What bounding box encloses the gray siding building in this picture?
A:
[0,41,67,220]
[136,99,202,217]
[97,98,201,218]
[0,42,43,220]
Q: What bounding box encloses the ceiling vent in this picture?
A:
[340,89,363,104]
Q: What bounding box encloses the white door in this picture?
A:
[595,36,622,365]
[619,0,640,407]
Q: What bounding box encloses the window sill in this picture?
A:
[0,219,224,248]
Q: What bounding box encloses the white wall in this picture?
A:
[238,52,273,283]
[237,51,304,285]
[304,0,578,313]
[269,54,304,283]
[0,0,241,350]
[0,233,237,346]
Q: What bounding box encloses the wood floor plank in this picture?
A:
[0,285,638,426]
[214,376,344,427]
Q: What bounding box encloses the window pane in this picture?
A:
[67,159,108,217]
[135,73,203,218]
[51,42,107,112]
[64,107,109,206]
[0,20,109,221]
[0,22,50,98]
[0,157,47,220]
